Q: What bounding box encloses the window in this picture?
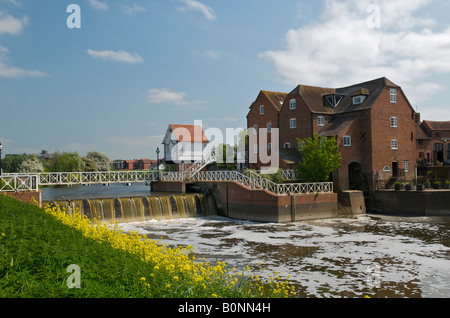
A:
[435,132,441,138]
[343,135,351,147]
[317,116,324,126]
[254,144,258,154]
[391,117,398,128]
[352,96,365,104]
[390,89,397,103]
[289,99,296,110]
[253,125,258,135]
[383,166,391,172]
[391,139,398,149]
[267,123,272,133]
[260,105,264,115]
[290,118,296,129]
[403,160,409,172]
[268,143,272,151]
[324,94,345,109]
[283,142,290,149]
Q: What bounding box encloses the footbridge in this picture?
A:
[1,169,332,196]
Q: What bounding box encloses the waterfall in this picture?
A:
[44,193,216,223]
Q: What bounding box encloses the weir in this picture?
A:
[43,193,217,223]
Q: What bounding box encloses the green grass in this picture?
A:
[0,195,295,298]
[0,196,158,297]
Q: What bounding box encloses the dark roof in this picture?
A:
[290,77,400,115]
[416,124,431,140]
[278,148,302,165]
[318,113,361,137]
[422,120,450,131]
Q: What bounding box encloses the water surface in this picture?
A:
[120,215,450,298]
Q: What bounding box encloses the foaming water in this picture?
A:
[121,214,450,298]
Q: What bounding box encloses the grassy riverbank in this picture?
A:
[0,195,295,298]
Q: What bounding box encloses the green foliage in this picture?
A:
[2,155,26,173]
[295,134,342,182]
[46,152,85,172]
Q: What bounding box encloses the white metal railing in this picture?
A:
[1,170,332,196]
[0,174,39,192]
[183,148,216,178]
[186,170,333,196]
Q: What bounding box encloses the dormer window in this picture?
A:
[352,88,369,105]
[352,96,365,104]
[324,94,344,109]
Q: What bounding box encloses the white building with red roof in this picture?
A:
[162,124,209,164]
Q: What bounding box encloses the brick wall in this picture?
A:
[247,92,281,170]
[370,86,417,181]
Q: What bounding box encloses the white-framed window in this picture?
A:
[289,99,296,110]
[391,117,398,128]
[260,105,264,115]
[283,142,290,149]
[403,160,409,172]
[383,166,391,172]
[390,89,397,103]
[353,96,365,104]
[343,135,351,147]
[317,116,325,126]
[391,139,398,149]
[267,122,272,133]
[254,144,258,154]
[290,118,296,129]
[253,125,258,135]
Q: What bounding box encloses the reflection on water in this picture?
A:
[120,215,450,298]
[42,183,152,201]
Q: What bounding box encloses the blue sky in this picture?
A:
[1,0,450,160]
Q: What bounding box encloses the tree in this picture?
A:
[85,151,110,171]
[2,155,26,173]
[295,134,342,182]
[18,156,45,173]
[46,151,85,172]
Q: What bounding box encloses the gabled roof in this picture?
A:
[249,90,288,113]
[422,120,450,131]
[289,77,401,115]
[168,124,209,143]
[261,91,288,112]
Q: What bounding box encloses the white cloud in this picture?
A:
[0,11,27,35]
[260,0,450,102]
[121,4,146,15]
[87,49,143,63]
[0,44,47,78]
[147,88,207,110]
[88,0,108,11]
[177,0,216,21]
[204,50,221,59]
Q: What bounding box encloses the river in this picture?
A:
[42,185,450,298]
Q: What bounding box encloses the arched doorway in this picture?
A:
[348,162,369,192]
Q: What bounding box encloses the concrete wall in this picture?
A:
[151,181,186,193]
[194,181,338,223]
[367,190,450,216]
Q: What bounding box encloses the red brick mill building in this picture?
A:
[247,77,429,192]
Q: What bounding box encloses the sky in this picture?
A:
[1,0,450,160]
